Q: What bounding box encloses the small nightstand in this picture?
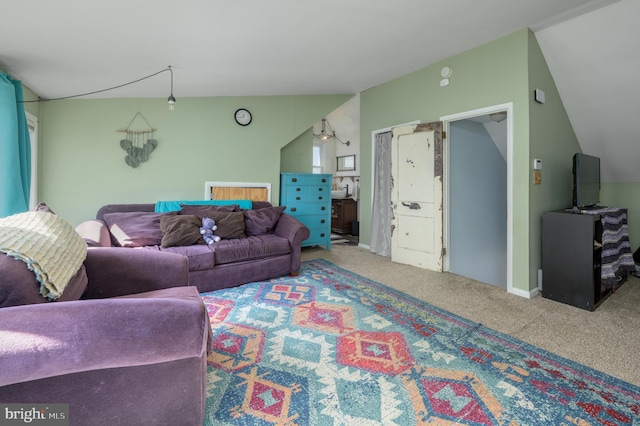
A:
[331,198,357,234]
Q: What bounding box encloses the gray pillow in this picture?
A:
[244,206,285,236]
[205,211,246,239]
[159,215,203,248]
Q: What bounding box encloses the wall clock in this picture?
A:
[234,108,252,126]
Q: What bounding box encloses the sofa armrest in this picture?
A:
[0,287,209,388]
[76,219,112,247]
[82,247,190,298]
[274,213,310,273]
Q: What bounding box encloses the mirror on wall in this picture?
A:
[337,155,356,172]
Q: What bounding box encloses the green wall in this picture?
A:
[38,94,350,225]
[527,30,582,288]
[281,127,313,173]
[360,29,580,294]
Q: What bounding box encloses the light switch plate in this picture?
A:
[533,171,542,185]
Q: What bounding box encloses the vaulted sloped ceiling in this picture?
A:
[1,0,635,183]
[534,0,640,182]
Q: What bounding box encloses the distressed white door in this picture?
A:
[390,122,444,271]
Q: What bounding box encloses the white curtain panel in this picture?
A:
[370,131,392,256]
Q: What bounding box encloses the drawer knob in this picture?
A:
[321,206,326,211]
[292,178,297,182]
[322,178,326,182]
[290,207,297,212]
[296,196,301,200]
[320,233,325,237]
[321,219,325,224]
[318,196,323,200]
[296,188,301,191]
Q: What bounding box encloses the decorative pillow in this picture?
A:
[159,215,203,248]
[103,211,176,247]
[179,204,239,216]
[205,211,246,239]
[244,206,286,236]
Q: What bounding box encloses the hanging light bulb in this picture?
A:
[319,119,331,140]
[167,65,176,111]
[313,117,351,146]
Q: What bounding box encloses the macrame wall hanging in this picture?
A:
[117,112,158,168]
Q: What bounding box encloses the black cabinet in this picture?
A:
[542,211,607,311]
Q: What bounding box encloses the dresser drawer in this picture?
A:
[304,229,330,246]
[283,190,329,204]
[285,204,329,215]
[294,214,330,230]
[282,174,330,186]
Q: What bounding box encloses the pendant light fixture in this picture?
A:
[313,117,350,146]
[19,66,178,111]
[167,65,176,111]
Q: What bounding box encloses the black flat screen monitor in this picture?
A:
[572,153,600,208]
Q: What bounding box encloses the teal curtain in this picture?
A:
[0,72,31,217]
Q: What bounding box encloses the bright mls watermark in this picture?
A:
[0,404,68,425]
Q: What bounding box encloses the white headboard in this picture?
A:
[204,181,271,202]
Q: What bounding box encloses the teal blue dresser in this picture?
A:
[280,173,331,250]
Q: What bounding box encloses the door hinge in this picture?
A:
[442,131,446,139]
[441,247,447,257]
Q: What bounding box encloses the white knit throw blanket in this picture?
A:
[0,211,87,300]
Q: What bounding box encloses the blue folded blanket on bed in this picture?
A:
[154,199,252,213]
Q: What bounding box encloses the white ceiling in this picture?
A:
[2,0,636,181]
[535,0,640,182]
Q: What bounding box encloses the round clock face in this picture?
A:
[234,108,252,126]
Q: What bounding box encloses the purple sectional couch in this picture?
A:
[75,202,310,292]
[0,247,212,425]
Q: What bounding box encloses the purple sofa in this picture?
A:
[0,247,212,425]
[75,202,310,292]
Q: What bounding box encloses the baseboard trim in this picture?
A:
[358,243,370,250]
[509,287,540,299]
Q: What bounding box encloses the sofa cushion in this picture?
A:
[76,219,112,247]
[205,211,246,240]
[159,215,203,248]
[144,244,216,271]
[244,206,286,236]
[0,211,87,301]
[104,211,176,247]
[0,255,88,308]
[212,234,291,265]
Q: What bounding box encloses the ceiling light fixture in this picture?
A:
[167,65,176,111]
[18,66,177,109]
[489,112,507,123]
[313,118,350,146]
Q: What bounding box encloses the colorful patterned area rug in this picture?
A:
[201,259,640,425]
